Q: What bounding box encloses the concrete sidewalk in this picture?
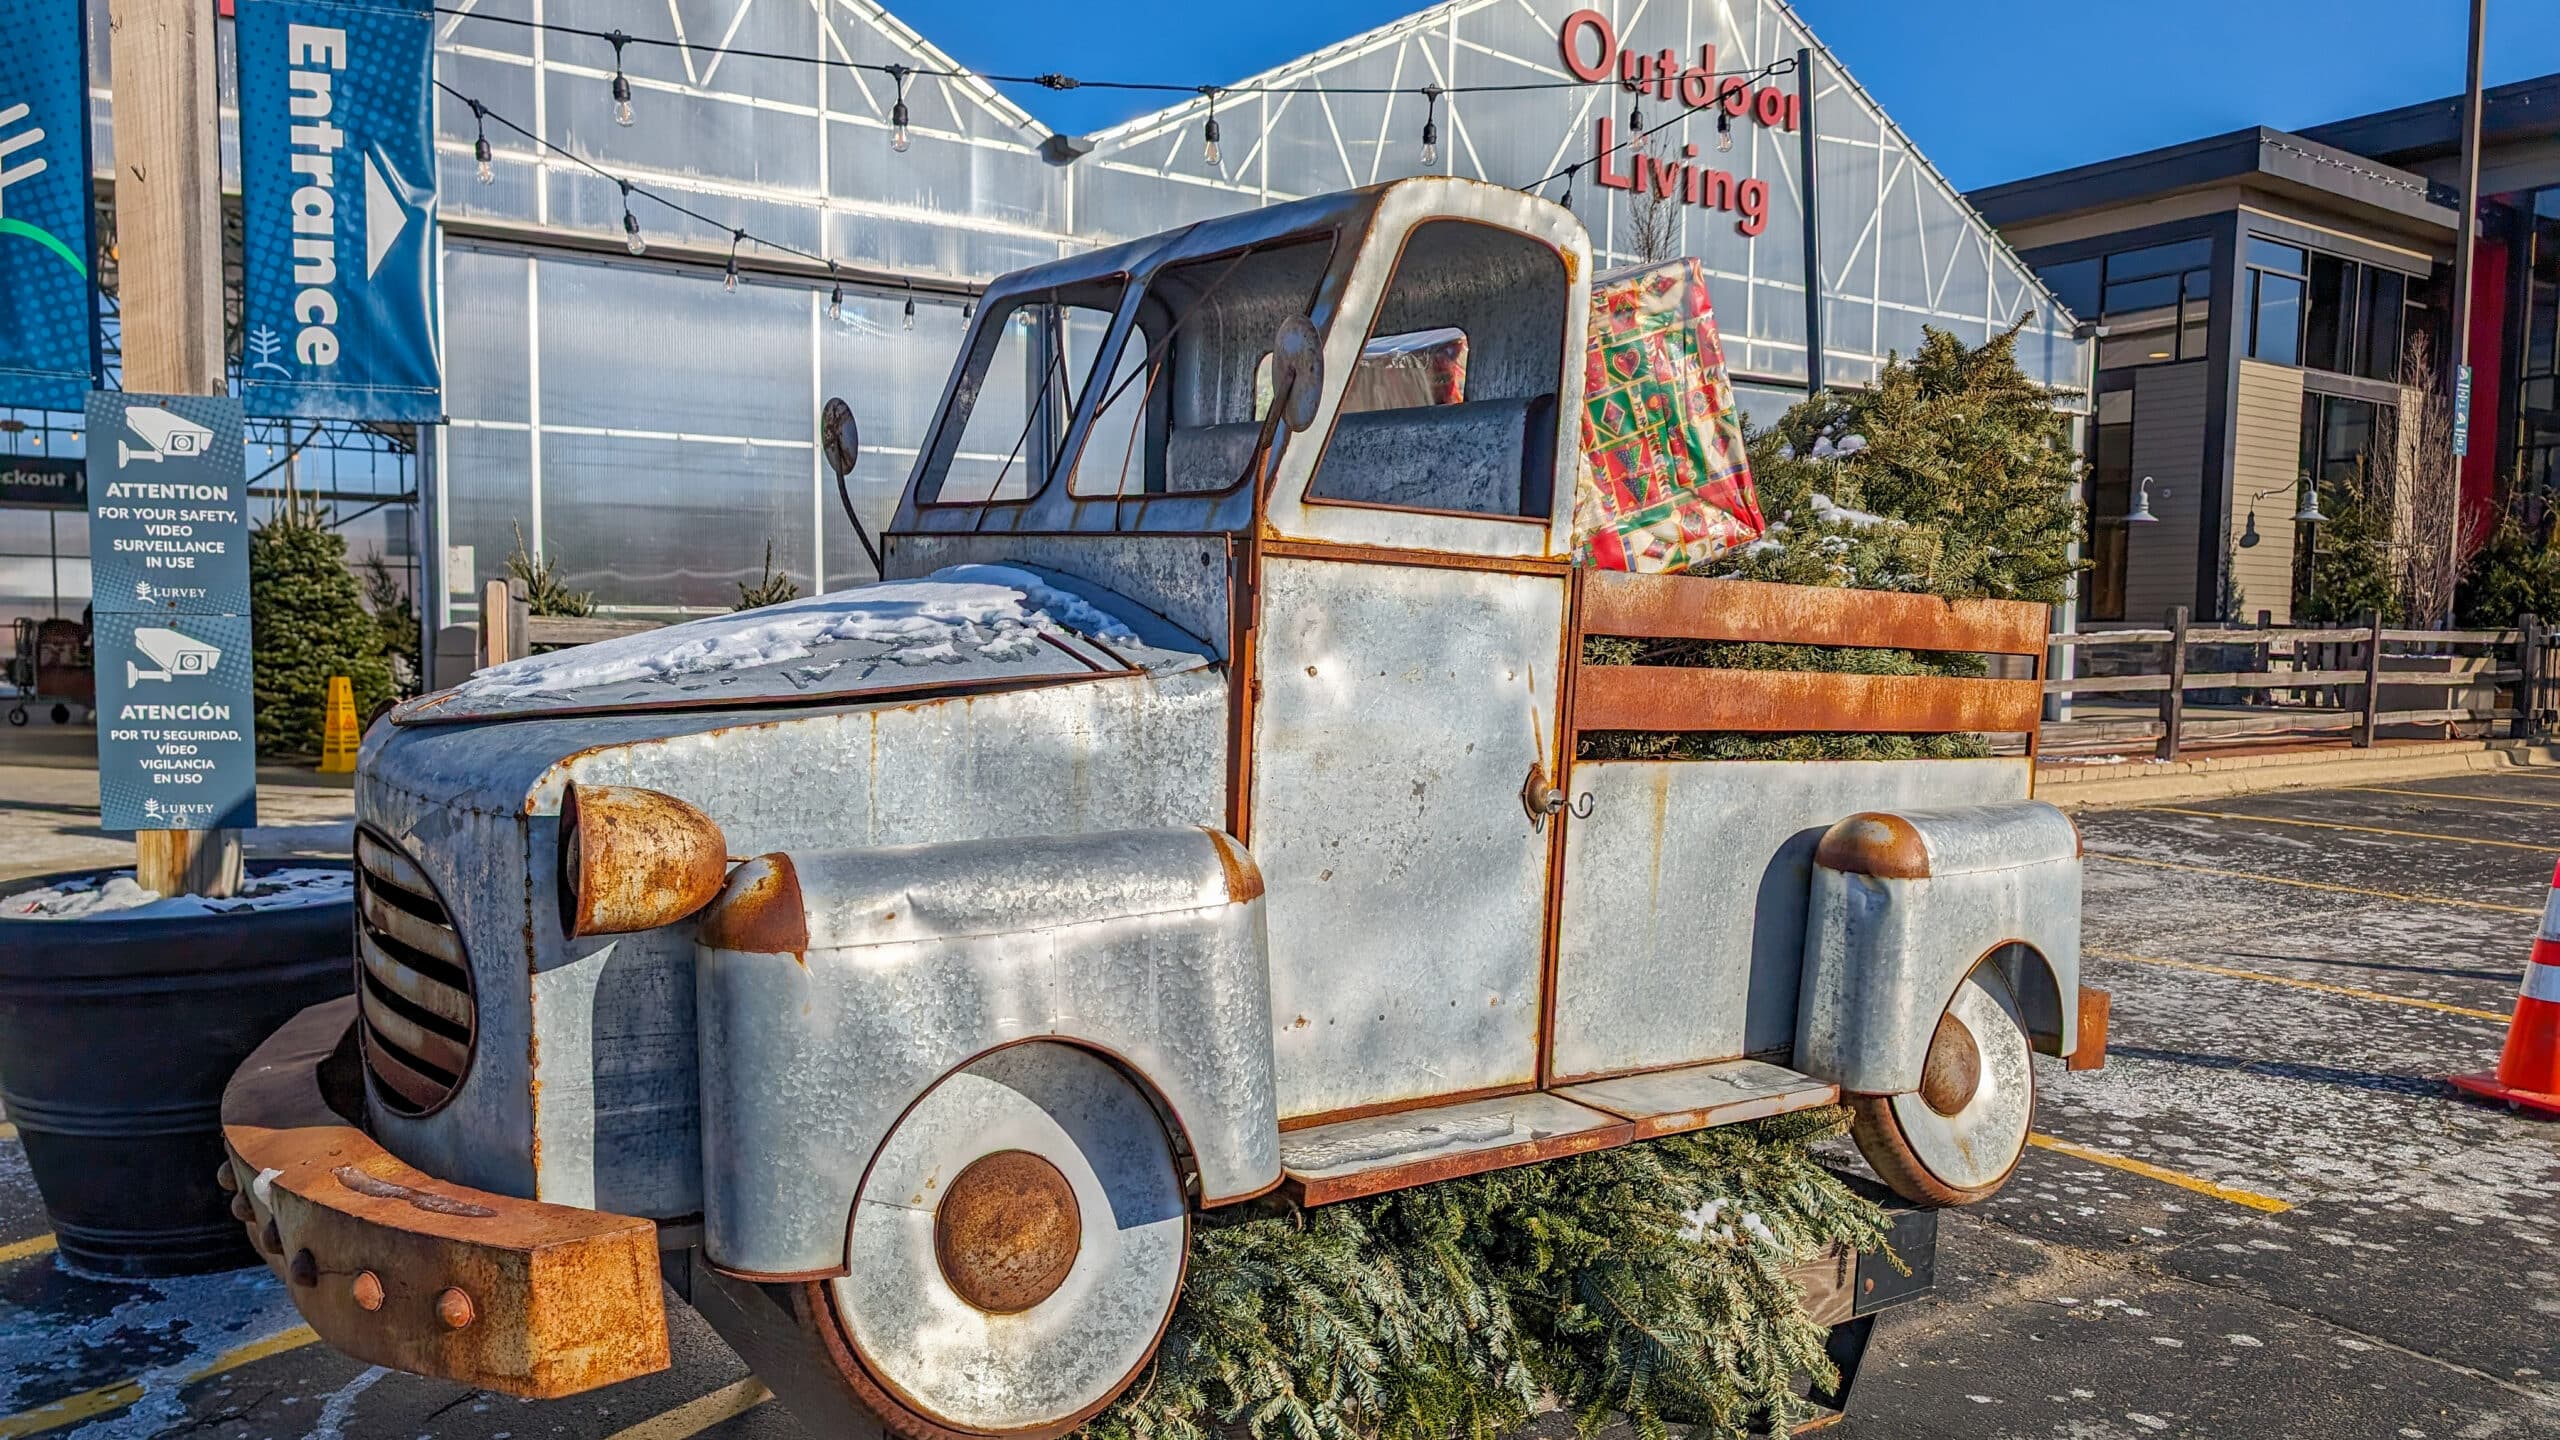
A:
[0,721,354,887]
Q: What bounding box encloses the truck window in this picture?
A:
[1071,235,1336,498]
[916,280,1126,506]
[1305,220,1565,521]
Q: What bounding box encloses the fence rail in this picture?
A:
[2043,606,2554,760]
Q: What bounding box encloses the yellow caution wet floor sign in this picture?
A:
[319,675,358,773]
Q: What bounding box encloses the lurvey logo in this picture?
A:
[0,100,83,279]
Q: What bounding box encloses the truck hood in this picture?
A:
[394,564,1212,726]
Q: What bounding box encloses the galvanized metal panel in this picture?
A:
[696,829,1277,1279]
[1251,556,1566,1120]
[1276,1091,1629,1206]
[1549,757,2030,1081]
[1554,1058,1837,1139]
[889,533,1232,657]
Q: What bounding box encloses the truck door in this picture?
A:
[1244,200,1588,1125]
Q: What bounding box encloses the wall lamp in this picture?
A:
[2237,477,2326,548]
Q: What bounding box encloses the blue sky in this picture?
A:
[922,0,2560,191]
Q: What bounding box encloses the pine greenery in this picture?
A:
[1094,1108,1890,1440]
[249,493,396,757]
[2457,509,2560,628]
[1582,322,2080,761]
[2292,477,2401,625]
[507,522,593,618]
[733,541,802,611]
[360,552,423,696]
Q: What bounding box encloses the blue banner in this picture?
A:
[236,0,441,421]
[0,2,98,412]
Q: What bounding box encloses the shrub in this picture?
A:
[249,494,396,757]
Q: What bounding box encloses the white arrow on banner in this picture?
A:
[364,149,407,279]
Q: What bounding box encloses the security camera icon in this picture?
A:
[118,406,215,468]
[127,626,220,685]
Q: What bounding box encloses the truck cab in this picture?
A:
[221,177,2102,1437]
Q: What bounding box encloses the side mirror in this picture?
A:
[1268,315,1324,434]
[820,396,882,575]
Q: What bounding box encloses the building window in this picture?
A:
[2521,190,2560,502]
[2247,239,2306,366]
[2037,239,2211,370]
[2085,380,2134,622]
[2247,234,2422,382]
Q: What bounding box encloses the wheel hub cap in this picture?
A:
[934,1149,1083,1314]
[1918,1011,1983,1116]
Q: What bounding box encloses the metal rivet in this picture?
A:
[351,1270,385,1312]
[260,1218,282,1255]
[213,1163,238,1194]
[229,1192,254,1224]
[436,1287,475,1330]
[288,1249,318,1287]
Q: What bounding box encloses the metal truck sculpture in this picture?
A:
[220,178,2107,1437]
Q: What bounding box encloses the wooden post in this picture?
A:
[113,0,239,899]
[2157,606,2188,762]
[2254,609,2273,710]
[480,578,512,668]
[2355,608,2384,749]
[2518,614,2543,742]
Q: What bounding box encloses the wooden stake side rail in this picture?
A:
[1574,666,2045,736]
[1580,570,2050,657]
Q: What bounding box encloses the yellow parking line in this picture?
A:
[2145,806,2560,853]
[0,1124,16,1142]
[0,1325,317,1438]
[2090,948,2512,1024]
[2347,785,2560,810]
[2086,852,2539,916]
[0,1234,54,1267]
[2028,1134,2293,1213]
[602,1379,774,1440]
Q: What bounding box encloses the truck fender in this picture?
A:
[690,827,1280,1282]
[1793,801,2084,1097]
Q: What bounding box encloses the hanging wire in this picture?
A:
[1527,55,1794,195]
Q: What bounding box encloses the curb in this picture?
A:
[2036,739,2560,809]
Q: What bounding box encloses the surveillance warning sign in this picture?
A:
[83,391,252,616]
[85,391,257,831]
[91,613,258,832]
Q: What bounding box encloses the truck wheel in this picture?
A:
[804,1043,1189,1440]
[1850,964,2034,1207]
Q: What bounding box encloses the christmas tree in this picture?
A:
[249,493,397,757]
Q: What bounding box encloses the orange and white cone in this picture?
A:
[2450,858,2560,1117]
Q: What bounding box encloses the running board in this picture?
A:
[1277,1059,1839,1207]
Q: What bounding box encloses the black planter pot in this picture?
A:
[0,860,354,1277]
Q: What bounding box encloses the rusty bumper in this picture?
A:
[219,998,671,1399]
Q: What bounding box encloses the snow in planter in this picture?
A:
[3,867,351,921]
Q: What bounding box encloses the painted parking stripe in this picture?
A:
[0,1234,54,1267]
[2091,948,2512,1024]
[2144,806,2560,854]
[2347,785,2560,810]
[2027,1134,2292,1213]
[2086,853,2540,916]
[0,1325,317,1438]
[601,1378,774,1440]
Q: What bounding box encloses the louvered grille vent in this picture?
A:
[353,831,477,1115]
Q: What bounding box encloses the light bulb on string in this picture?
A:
[609,32,634,126]
[826,262,843,323]
[1628,96,1643,133]
[962,298,976,321]
[1716,109,1733,153]
[619,183,645,255]
[724,229,743,293]
[902,284,917,331]
[1419,84,1440,165]
[470,100,493,184]
[888,65,912,153]
[1200,88,1221,171]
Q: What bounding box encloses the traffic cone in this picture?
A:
[2450,857,2560,1117]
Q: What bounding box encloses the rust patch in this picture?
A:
[1814,813,1932,879]
[932,1149,1083,1315]
[1916,1012,1983,1115]
[1578,569,2050,656]
[334,1164,498,1218]
[2069,986,2112,1072]
[695,853,810,957]
[1573,665,2044,738]
[1199,828,1265,903]
[560,784,731,938]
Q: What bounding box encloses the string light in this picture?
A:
[1200,87,1221,172]
[1627,82,1643,134]
[468,98,494,183]
[1419,84,1440,165]
[902,281,917,331]
[888,64,912,153]
[608,31,634,126]
[618,180,645,255]
[826,260,844,322]
[1560,162,1576,210]
[962,298,976,321]
[1716,108,1733,153]
[723,229,743,292]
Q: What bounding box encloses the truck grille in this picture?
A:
[354,831,477,1115]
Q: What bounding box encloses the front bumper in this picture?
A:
[219,998,671,1398]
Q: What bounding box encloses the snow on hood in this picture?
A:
[396,564,1202,726]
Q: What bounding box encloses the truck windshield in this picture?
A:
[918,279,1128,506]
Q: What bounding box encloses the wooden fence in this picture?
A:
[2043,607,2556,760]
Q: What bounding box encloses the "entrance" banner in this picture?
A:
[0,2,98,412]
[235,0,442,421]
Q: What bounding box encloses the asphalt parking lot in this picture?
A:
[0,773,2554,1440]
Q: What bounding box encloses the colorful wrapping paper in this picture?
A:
[1575,258,1767,571]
